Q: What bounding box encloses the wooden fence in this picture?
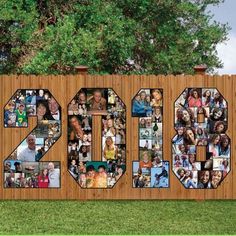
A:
[0,74,235,199]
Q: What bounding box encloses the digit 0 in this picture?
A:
[172,88,230,189]
[132,89,169,188]
[67,88,126,188]
[3,89,61,188]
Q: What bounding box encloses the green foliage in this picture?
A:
[0,0,230,74]
[0,0,39,73]
[22,16,103,74]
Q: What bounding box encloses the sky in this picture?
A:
[208,0,236,74]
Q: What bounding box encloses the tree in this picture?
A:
[0,0,230,75]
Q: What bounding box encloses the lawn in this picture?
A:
[0,200,235,235]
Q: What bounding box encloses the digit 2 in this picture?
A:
[3,89,61,188]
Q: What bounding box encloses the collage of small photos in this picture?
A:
[173,88,230,189]
[4,89,61,188]
[132,89,169,188]
[68,88,126,188]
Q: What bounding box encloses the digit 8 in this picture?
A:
[172,88,230,189]
[67,88,126,188]
[132,89,169,188]
[3,89,61,188]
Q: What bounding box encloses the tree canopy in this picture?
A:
[0,0,230,74]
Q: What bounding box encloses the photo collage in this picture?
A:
[68,88,126,188]
[4,89,61,188]
[132,89,169,188]
[173,88,230,189]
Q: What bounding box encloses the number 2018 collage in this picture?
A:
[3,87,230,190]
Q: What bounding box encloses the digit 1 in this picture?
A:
[132,89,169,188]
[3,89,61,188]
[172,88,230,189]
[67,88,126,188]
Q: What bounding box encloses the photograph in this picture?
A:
[87,89,108,114]
[151,162,169,188]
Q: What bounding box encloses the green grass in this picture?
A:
[0,200,235,235]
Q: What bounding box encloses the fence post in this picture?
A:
[74,65,89,75]
[194,65,207,75]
